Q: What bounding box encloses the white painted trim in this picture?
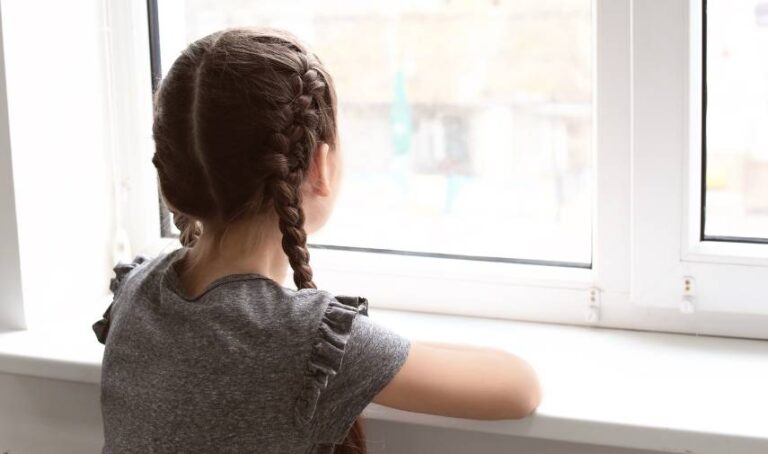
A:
[592,0,631,298]
[0,0,24,331]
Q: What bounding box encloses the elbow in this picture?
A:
[519,378,542,417]
[501,356,542,419]
[504,385,541,419]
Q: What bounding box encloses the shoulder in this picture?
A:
[92,250,176,345]
[112,249,183,301]
[110,255,152,296]
[292,290,412,442]
[292,289,370,425]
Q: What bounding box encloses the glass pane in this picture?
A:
[158,0,594,264]
[705,0,768,241]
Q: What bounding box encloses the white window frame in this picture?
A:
[96,0,768,339]
[630,0,768,326]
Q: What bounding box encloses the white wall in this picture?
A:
[367,421,660,454]
[0,373,103,454]
[1,0,115,330]
[0,372,662,454]
[0,0,23,331]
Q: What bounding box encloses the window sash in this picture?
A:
[630,0,768,324]
[150,1,597,268]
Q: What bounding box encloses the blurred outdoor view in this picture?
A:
[706,0,768,241]
[159,0,594,264]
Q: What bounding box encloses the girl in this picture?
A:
[93,27,541,454]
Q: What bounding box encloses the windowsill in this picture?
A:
[0,306,766,454]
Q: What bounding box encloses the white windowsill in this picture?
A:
[0,306,766,454]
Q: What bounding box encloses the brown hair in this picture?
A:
[151,27,365,453]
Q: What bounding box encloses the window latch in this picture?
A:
[585,287,601,323]
[681,276,696,314]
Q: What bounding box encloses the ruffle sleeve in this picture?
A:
[294,295,369,428]
[92,255,150,345]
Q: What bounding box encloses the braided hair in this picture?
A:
[151,28,365,453]
[264,56,329,289]
[152,28,335,288]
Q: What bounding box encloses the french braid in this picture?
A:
[266,57,329,290]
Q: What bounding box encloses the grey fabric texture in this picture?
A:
[94,247,411,453]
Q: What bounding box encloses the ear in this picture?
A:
[306,142,331,197]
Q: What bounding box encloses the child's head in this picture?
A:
[151,27,341,289]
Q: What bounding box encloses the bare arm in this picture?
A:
[372,341,541,420]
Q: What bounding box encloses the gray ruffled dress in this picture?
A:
[92,247,411,453]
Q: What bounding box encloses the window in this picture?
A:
[84,0,768,340]
[703,0,768,243]
[2,1,767,334]
[628,0,768,328]
[153,0,594,267]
